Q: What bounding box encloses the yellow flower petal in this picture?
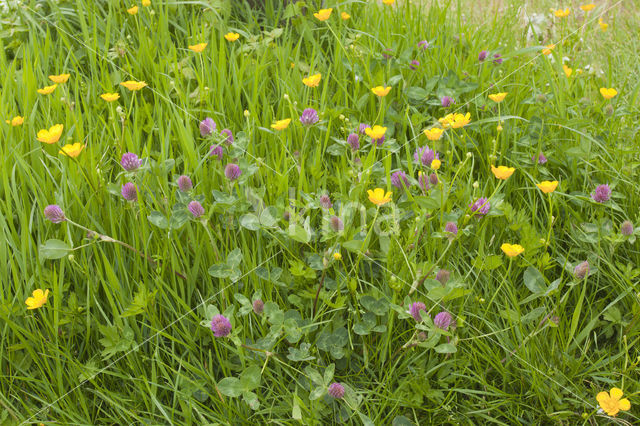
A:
[127,5,138,15]
[364,125,386,140]
[100,93,120,102]
[302,73,322,88]
[610,388,624,400]
[536,181,558,194]
[224,32,240,42]
[618,398,631,411]
[371,86,391,97]
[488,92,508,103]
[37,84,58,95]
[491,165,515,180]
[120,81,147,91]
[37,124,64,144]
[341,12,350,20]
[49,74,70,84]
[313,8,333,21]
[271,118,291,130]
[59,143,85,158]
[188,43,208,53]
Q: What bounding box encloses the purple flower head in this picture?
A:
[441,96,455,107]
[418,172,430,193]
[177,175,193,192]
[434,311,455,331]
[391,170,410,189]
[121,182,138,202]
[429,172,439,186]
[224,163,242,181]
[478,50,489,62]
[592,184,611,203]
[409,302,427,322]
[210,314,232,337]
[327,383,345,399]
[347,133,360,151]
[220,129,234,145]
[413,146,438,167]
[252,299,264,315]
[299,108,319,126]
[382,48,393,59]
[358,123,369,135]
[330,215,344,232]
[199,117,216,137]
[188,200,205,218]
[417,40,430,50]
[209,145,224,160]
[621,220,634,236]
[436,269,450,285]
[574,260,589,280]
[533,152,547,165]
[469,197,490,217]
[44,205,66,223]
[444,221,458,236]
[371,135,385,146]
[409,60,420,70]
[493,53,503,64]
[319,194,332,209]
[120,152,141,172]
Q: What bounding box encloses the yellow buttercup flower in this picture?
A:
[598,18,608,31]
[367,188,392,206]
[59,143,85,158]
[501,243,524,258]
[100,92,120,102]
[333,252,342,261]
[302,73,322,88]
[431,159,441,170]
[127,5,138,15]
[49,74,70,84]
[271,118,291,130]
[37,124,64,144]
[37,84,58,95]
[224,32,240,42]
[552,8,570,18]
[491,165,515,180]
[314,8,333,21]
[382,0,395,4]
[580,4,595,12]
[563,64,573,78]
[542,44,555,55]
[341,12,350,20]
[488,92,508,103]
[188,43,208,53]
[142,0,151,6]
[6,116,24,126]
[536,180,558,193]
[371,86,391,97]
[423,127,444,141]
[451,112,471,129]
[597,387,631,417]
[25,289,49,310]
[120,80,147,91]
[600,88,617,100]
[364,125,386,140]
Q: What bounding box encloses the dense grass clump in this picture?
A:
[1,0,639,424]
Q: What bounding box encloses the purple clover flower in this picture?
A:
[441,96,455,107]
[120,152,141,172]
[493,53,503,64]
[414,146,438,167]
[436,269,450,285]
[469,197,490,217]
[210,314,232,337]
[382,49,393,59]
[417,40,430,50]
[347,133,360,151]
[418,173,430,193]
[209,145,223,160]
[478,50,489,62]
[299,108,319,126]
[327,383,345,399]
[621,220,634,236]
[121,182,138,202]
[391,170,410,189]
[444,221,458,236]
[429,173,439,186]
[358,123,369,135]
[199,117,216,137]
[319,194,332,209]
[371,135,385,147]
[177,175,193,192]
[252,299,264,315]
[224,163,242,181]
[220,129,234,145]
[188,200,205,218]
[409,302,427,322]
[574,261,590,280]
[330,215,344,231]
[533,152,547,164]
[409,60,420,70]
[592,184,611,203]
[434,311,455,330]
[44,205,66,223]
